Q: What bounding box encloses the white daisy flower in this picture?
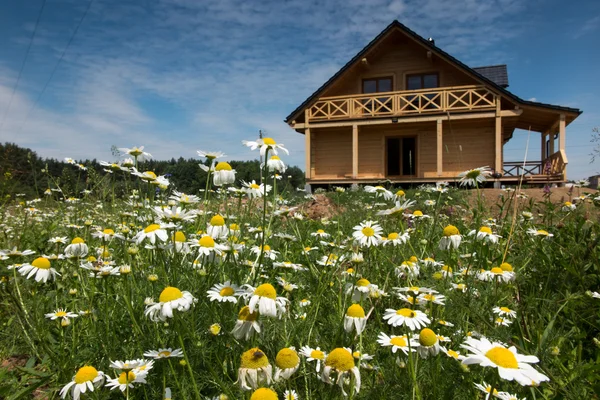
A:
[458,166,492,187]
[59,366,105,400]
[344,304,369,335]
[283,389,300,400]
[352,220,383,247]
[232,306,262,341]
[207,281,241,303]
[169,190,200,205]
[493,306,517,319]
[243,283,288,318]
[265,155,286,173]
[439,225,462,250]
[461,336,550,385]
[64,238,89,258]
[274,347,300,381]
[377,332,412,355]
[242,137,289,157]
[468,226,502,244]
[383,308,430,330]
[242,180,272,198]
[16,257,60,283]
[526,228,554,238]
[197,150,226,160]
[133,223,170,245]
[321,348,361,397]
[237,347,273,391]
[144,286,197,322]
[412,328,442,359]
[143,348,184,359]
[45,309,78,321]
[105,369,147,392]
[376,199,417,216]
[364,185,394,200]
[207,215,229,239]
[213,162,236,186]
[118,146,152,161]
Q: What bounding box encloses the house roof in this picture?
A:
[473,65,509,88]
[285,20,582,124]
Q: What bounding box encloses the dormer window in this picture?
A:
[406,73,438,90]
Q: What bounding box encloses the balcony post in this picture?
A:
[305,109,311,180]
[352,124,358,178]
[494,97,502,174]
[436,119,443,176]
[541,131,547,162]
[559,113,566,181]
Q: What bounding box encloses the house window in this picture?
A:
[362,77,393,93]
[361,77,393,114]
[406,73,440,110]
[406,73,439,90]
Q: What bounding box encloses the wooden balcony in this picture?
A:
[502,150,568,183]
[307,85,497,122]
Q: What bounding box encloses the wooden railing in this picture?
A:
[503,161,542,177]
[543,150,568,176]
[308,85,497,121]
[502,150,568,181]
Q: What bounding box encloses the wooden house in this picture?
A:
[285,20,582,186]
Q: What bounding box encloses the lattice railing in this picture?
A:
[307,85,496,121]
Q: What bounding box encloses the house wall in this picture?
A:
[310,119,496,180]
[322,30,477,98]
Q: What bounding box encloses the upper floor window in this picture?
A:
[362,77,393,93]
[406,73,439,90]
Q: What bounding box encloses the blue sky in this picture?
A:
[0,0,598,179]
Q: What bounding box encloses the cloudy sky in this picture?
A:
[0,0,599,179]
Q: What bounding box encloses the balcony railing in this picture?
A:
[307,85,497,121]
[502,150,567,181]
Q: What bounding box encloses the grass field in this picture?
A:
[1,141,599,400]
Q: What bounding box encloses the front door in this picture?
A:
[386,137,416,177]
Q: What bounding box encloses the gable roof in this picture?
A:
[285,20,581,123]
[473,65,509,88]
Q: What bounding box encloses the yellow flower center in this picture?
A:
[447,350,459,359]
[388,232,399,240]
[276,348,299,369]
[261,245,271,251]
[143,171,157,180]
[240,347,270,369]
[409,256,418,263]
[419,328,437,346]
[210,323,221,335]
[564,201,572,206]
[443,225,459,236]
[219,287,235,297]
[32,257,51,270]
[238,305,259,321]
[56,311,67,317]
[270,155,280,160]
[199,236,215,248]
[74,366,99,384]
[346,304,366,318]
[250,183,260,189]
[103,229,115,235]
[310,350,325,360]
[479,226,493,234]
[485,346,518,369]
[396,308,416,318]
[117,371,136,384]
[159,286,184,302]
[423,293,435,301]
[442,265,452,273]
[396,190,405,197]
[250,388,278,400]
[500,262,513,271]
[262,137,276,145]
[390,336,407,347]
[500,307,512,313]
[229,223,239,230]
[361,226,375,237]
[210,215,225,226]
[413,210,423,216]
[215,162,232,171]
[317,229,325,234]
[158,351,171,357]
[254,283,277,299]
[325,348,355,372]
[490,267,504,275]
[144,224,160,233]
[71,237,85,244]
[173,231,186,242]
[537,230,549,236]
[356,278,370,287]
[346,268,354,274]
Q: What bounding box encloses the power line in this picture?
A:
[13,0,94,139]
[0,0,48,134]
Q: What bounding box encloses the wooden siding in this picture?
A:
[322,30,476,98]
[311,119,496,180]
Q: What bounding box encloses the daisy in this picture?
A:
[310,229,330,238]
[207,281,240,303]
[244,283,288,318]
[118,146,152,161]
[495,317,513,327]
[143,348,184,359]
[437,320,455,327]
[413,328,442,359]
[461,336,550,385]
[64,238,89,258]
[364,185,394,200]
[299,346,327,372]
[207,215,229,239]
[45,309,78,322]
[377,332,412,355]
[441,347,465,361]
[1,247,35,258]
[382,231,410,246]
[197,150,226,160]
[153,206,197,223]
[265,155,286,172]
[468,226,501,244]
[105,370,148,392]
[395,261,420,279]
[60,366,105,400]
[237,347,273,390]
[109,359,146,371]
[352,220,383,247]
[169,190,200,205]
[527,228,554,238]
[451,282,468,292]
[273,261,306,271]
[250,388,278,400]
[92,228,125,242]
[144,286,197,322]
[276,276,299,292]
[16,257,60,283]
[383,308,430,330]
[133,223,169,244]
[418,292,446,306]
[478,267,515,283]
[191,235,226,257]
[474,381,501,399]
[321,348,361,396]
[274,347,300,381]
[439,225,462,250]
[562,201,576,211]
[344,304,369,335]
[250,244,279,260]
[376,199,417,216]
[458,166,492,187]
[283,389,300,400]
[213,162,236,186]
[232,306,261,341]
[242,180,272,198]
[346,278,375,302]
[493,306,517,319]
[48,236,68,245]
[243,137,289,156]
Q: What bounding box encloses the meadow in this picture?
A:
[0,140,599,400]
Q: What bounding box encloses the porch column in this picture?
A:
[541,131,547,161]
[549,130,555,155]
[559,114,566,152]
[436,119,443,176]
[305,128,311,180]
[494,99,502,174]
[352,124,358,178]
